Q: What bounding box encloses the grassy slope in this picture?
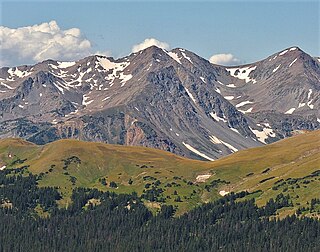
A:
[0,130,319,216]
[207,131,320,208]
[0,139,215,213]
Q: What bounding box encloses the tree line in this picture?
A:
[0,170,319,251]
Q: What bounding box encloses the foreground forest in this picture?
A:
[1,171,319,252]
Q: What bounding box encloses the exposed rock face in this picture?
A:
[216,47,320,117]
[0,46,319,160]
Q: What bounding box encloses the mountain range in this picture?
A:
[0,46,319,160]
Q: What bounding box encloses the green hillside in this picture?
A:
[0,130,319,216]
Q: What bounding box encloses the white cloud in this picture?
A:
[131,38,170,53]
[0,20,94,66]
[209,53,241,66]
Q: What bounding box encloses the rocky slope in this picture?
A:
[215,47,320,137]
[0,46,319,160]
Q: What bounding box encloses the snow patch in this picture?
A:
[0,165,6,171]
[82,94,94,106]
[215,87,221,94]
[289,58,298,67]
[97,57,117,70]
[307,101,314,109]
[226,66,257,83]
[238,107,253,114]
[120,73,133,86]
[209,135,221,144]
[226,83,236,88]
[181,51,193,64]
[102,96,110,101]
[224,96,234,100]
[0,82,14,89]
[185,87,196,104]
[285,108,296,114]
[236,100,253,108]
[57,61,76,68]
[210,111,227,123]
[298,102,305,108]
[131,119,138,125]
[250,126,275,144]
[69,109,78,115]
[167,52,182,64]
[279,50,288,56]
[52,80,66,94]
[48,64,58,70]
[221,141,238,153]
[272,64,281,73]
[230,127,240,134]
[97,56,131,85]
[7,67,32,78]
[182,142,214,161]
[307,89,312,100]
[200,77,206,83]
[306,89,314,109]
[209,135,238,153]
[65,109,79,117]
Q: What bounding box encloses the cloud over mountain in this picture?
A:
[0,21,93,66]
[131,38,170,53]
[209,53,241,66]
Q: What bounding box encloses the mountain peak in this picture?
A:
[133,45,165,55]
[268,46,303,60]
[0,45,319,162]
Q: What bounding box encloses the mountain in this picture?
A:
[216,46,320,137]
[0,46,319,160]
[1,130,319,215]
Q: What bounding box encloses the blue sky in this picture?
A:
[0,0,319,66]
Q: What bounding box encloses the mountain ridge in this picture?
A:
[0,45,319,160]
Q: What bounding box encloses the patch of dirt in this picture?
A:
[1,200,13,209]
[196,174,212,183]
[85,198,101,208]
[219,190,229,196]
